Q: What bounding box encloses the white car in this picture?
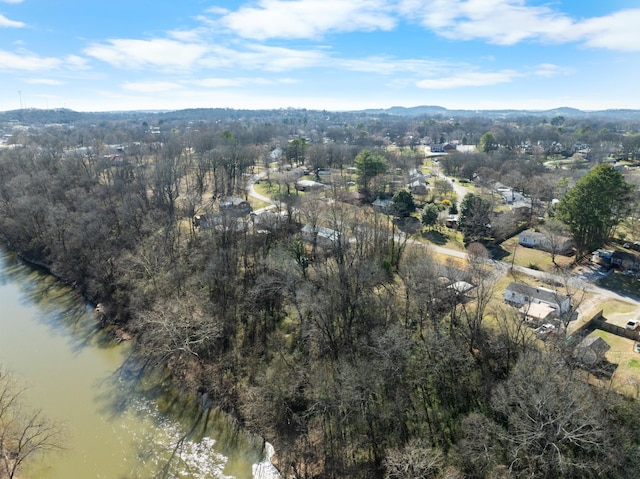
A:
[626,320,640,331]
[535,323,556,337]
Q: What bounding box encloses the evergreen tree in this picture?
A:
[555,164,632,256]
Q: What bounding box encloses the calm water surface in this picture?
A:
[0,247,278,478]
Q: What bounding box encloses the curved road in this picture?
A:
[246,173,640,318]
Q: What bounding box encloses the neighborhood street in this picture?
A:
[245,173,640,328]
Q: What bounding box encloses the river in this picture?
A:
[0,246,280,479]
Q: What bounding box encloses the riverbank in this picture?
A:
[0,246,279,478]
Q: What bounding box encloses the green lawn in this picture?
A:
[499,236,573,272]
[416,228,466,251]
[588,330,640,396]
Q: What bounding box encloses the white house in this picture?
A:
[504,282,571,319]
[295,179,326,192]
[408,179,428,195]
[518,230,573,255]
[500,189,527,204]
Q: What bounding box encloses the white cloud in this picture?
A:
[417,70,519,89]
[400,1,640,52]
[576,9,640,52]
[533,63,571,78]
[122,81,184,93]
[0,14,25,28]
[63,55,90,71]
[0,0,24,3]
[236,44,328,70]
[340,56,452,75]
[198,44,329,71]
[192,77,297,88]
[84,38,209,70]
[0,49,61,71]
[24,78,65,85]
[401,0,576,45]
[217,0,395,40]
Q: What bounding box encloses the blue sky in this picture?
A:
[2,0,640,112]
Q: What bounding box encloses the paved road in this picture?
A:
[448,177,469,207]
[247,171,286,215]
[245,174,640,316]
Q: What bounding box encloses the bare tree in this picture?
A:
[540,218,571,266]
[491,350,613,478]
[0,369,66,478]
[384,439,444,479]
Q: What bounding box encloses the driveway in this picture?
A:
[246,171,276,207]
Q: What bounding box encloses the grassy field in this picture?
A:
[587,330,640,397]
[499,236,574,272]
[416,228,466,251]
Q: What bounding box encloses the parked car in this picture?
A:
[535,323,556,338]
[626,320,640,331]
[635,343,640,353]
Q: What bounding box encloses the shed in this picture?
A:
[575,336,610,366]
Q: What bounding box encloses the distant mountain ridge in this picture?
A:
[2,105,640,125]
[359,105,640,120]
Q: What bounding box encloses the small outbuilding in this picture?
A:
[575,336,610,366]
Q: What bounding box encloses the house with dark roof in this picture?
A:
[219,197,252,215]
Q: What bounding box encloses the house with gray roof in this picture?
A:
[518,230,573,255]
[504,282,571,319]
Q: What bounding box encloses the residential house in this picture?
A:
[408,179,428,195]
[219,197,252,215]
[430,143,457,153]
[193,213,248,233]
[591,249,614,267]
[504,282,571,320]
[611,250,640,271]
[500,189,527,204]
[447,281,476,298]
[295,179,326,192]
[269,147,283,161]
[408,168,424,178]
[339,191,367,205]
[518,230,573,255]
[372,198,392,212]
[445,214,459,229]
[301,224,340,249]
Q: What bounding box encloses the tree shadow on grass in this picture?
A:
[421,230,447,246]
[489,245,510,261]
